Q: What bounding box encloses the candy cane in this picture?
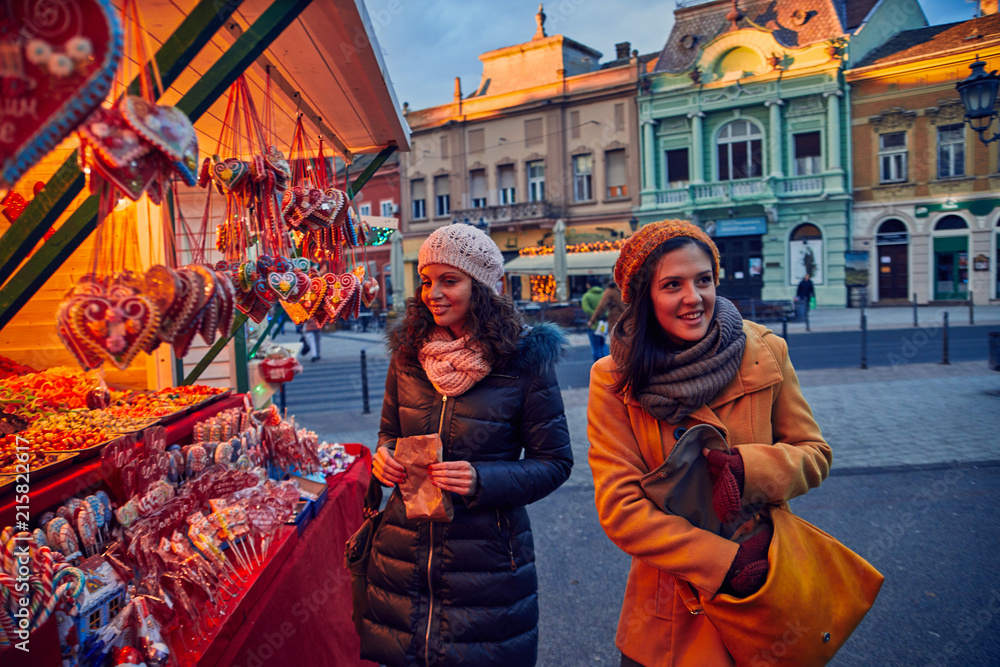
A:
[0,574,18,648]
[52,566,85,613]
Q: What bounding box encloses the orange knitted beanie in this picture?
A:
[614,219,721,303]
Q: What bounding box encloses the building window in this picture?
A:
[410,180,426,219]
[614,103,625,132]
[468,128,484,154]
[937,124,965,179]
[525,118,543,147]
[573,154,593,202]
[89,609,102,631]
[109,595,123,620]
[358,202,371,216]
[605,149,627,198]
[498,165,516,204]
[665,148,690,188]
[793,132,822,176]
[879,132,907,183]
[527,160,545,202]
[434,175,450,217]
[440,134,450,159]
[570,110,581,139]
[470,169,487,208]
[381,200,394,217]
[717,120,763,180]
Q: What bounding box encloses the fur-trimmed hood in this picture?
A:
[386,321,567,373]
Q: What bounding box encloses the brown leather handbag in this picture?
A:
[641,424,884,665]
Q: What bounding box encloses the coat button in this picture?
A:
[673,427,687,440]
[658,471,668,478]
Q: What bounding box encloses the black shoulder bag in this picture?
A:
[344,473,384,637]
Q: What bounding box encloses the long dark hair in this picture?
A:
[389,279,524,365]
[610,236,716,400]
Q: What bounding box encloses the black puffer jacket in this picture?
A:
[361,323,573,666]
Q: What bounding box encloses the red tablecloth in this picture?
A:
[205,445,376,667]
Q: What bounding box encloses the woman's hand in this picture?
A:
[428,461,478,496]
[373,446,406,486]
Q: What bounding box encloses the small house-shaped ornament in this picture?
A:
[67,556,129,650]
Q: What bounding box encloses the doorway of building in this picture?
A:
[876,219,909,300]
[715,235,763,301]
[933,216,969,301]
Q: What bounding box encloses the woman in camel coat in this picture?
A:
[587,220,831,666]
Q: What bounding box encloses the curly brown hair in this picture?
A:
[389,281,524,365]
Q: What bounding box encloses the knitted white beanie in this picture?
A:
[418,224,504,292]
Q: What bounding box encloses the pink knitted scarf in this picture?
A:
[418,326,492,397]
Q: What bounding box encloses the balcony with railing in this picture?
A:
[645,174,836,209]
[450,201,555,226]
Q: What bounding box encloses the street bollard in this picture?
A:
[970,291,974,325]
[942,313,950,365]
[860,296,865,331]
[280,383,287,411]
[804,304,810,333]
[860,314,868,369]
[750,299,757,321]
[361,349,370,414]
[913,293,918,328]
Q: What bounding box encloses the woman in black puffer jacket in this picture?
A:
[363,224,573,666]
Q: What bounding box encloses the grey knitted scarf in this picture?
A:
[612,296,746,424]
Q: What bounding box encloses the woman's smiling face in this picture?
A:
[650,243,716,346]
[421,264,473,338]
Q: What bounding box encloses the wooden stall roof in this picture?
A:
[141,0,411,162]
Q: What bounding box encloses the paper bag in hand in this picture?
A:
[395,434,454,522]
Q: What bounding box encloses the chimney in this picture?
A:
[616,41,631,60]
[981,0,998,15]
[454,77,462,102]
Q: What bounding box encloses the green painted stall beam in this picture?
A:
[346,145,397,200]
[0,0,246,287]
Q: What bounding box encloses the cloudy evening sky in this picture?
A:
[368,0,982,112]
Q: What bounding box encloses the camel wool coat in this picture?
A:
[587,320,832,667]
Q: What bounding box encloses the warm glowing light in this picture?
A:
[519,239,625,256]
[529,274,557,302]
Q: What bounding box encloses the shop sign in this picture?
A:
[876,232,909,245]
[974,254,990,271]
[915,198,1000,218]
[713,217,767,237]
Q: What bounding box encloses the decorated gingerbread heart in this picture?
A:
[268,271,297,300]
[211,155,251,194]
[56,300,104,370]
[361,276,380,308]
[0,0,124,188]
[121,96,196,163]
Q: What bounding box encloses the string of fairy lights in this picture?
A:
[518,238,625,302]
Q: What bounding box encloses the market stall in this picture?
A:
[0,0,408,664]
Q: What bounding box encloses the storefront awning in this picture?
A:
[504,251,619,276]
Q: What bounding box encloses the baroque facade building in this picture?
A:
[634,0,925,306]
[846,9,1000,305]
[397,7,653,301]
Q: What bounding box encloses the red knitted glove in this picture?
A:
[705,449,745,523]
[720,526,772,598]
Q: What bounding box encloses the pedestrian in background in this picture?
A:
[367,224,573,666]
[797,273,816,310]
[582,277,607,362]
[587,220,831,666]
[588,279,625,344]
[302,316,322,362]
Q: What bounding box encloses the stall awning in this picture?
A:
[504,251,619,276]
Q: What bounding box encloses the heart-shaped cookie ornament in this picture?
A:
[268,272,297,300]
[324,272,358,321]
[57,301,105,370]
[211,155,251,194]
[361,277,380,308]
[121,96,196,163]
[0,0,124,188]
[65,293,160,371]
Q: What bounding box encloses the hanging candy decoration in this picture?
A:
[0,0,123,189]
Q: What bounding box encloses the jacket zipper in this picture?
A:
[496,509,517,571]
[425,394,447,665]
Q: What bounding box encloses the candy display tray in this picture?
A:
[155,388,233,425]
[39,434,122,462]
[0,453,76,494]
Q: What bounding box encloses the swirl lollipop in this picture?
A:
[74,506,97,557]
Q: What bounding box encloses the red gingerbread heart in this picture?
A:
[213,270,236,337]
[69,294,160,371]
[361,276,380,308]
[56,300,104,370]
[324,273,358,321]
[0,0,123,188]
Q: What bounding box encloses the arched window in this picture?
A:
[878,219,907,234]
[717,120,763,181]
[934,214,968,231]
[791,223,822,240]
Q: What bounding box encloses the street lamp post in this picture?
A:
[628,216,639,233]
[956,58,1000,145]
